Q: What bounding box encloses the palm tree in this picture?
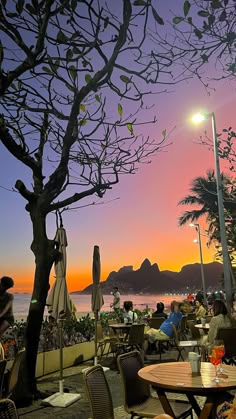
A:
[178,169,236,290]
[178,169,232,227]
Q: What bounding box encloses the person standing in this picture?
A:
[0,276,14,337]
[111,286,120,311]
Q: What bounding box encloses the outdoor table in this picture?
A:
[138,361,236,419]
[195,323,210,335]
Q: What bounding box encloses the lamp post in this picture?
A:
[190,223,207,306]
[192,112,232,308]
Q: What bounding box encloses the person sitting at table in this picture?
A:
[123,301,138,324]
[195,299,206,321]
[145,301,182,346]
[152,302,168,319]
[202,299,236,344]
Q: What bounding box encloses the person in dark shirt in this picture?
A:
[0,276,14,337]
[152,302,167,319]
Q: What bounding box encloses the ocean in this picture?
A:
[13,293,185,320]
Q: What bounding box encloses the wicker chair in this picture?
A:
[96,322,118,359]
[0,399,19,418]
[0,359,7,399]
[83,364,114,419]
[117,350,193,419]
[7,349,25,398]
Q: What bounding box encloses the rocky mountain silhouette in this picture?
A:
[75,259,223,295]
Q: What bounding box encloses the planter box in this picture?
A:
[35,340,95,377]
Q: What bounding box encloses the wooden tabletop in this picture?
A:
[138,362,236,394]
[109,323,132,329]
[194,323,210,330]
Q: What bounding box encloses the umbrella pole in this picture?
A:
[59,318,64,394]
[94,311,98,366]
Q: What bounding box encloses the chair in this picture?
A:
[0,359,7,399]
[0,399,19,418]
[171,324,199,361]
[216,327,236,365]
[7,349,25,398]
[83,364,114,419]
[116,324,145,353]
[149,318,165,329]
[186,313,196,322]
[117,350,193,419]
[96,322,117,359]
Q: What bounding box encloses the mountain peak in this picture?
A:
[140,258,151,269]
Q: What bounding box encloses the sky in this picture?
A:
[0,2,235,293]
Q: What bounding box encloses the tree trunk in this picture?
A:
[12,208,56,405]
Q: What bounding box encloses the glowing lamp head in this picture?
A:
[191,113,207,124]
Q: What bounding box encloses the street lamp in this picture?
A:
[192,112,232,308]
[189,223,207,307]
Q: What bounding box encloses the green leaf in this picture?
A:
[80,104,86,112]
[120,75,130,83]
[219,9,227,21]
[198,10,210,17]
[133,0,147,5]
[56,30,68,43]
[162,129,166,138]
[127,123,133,134]
[16,0,25,14]
[69,65,77,81]
[172,17,184,24]
[152,6,164,25]
[95,94,101,103]
[42,66,53,74]
[208,15,216,25]
[183,0,191,17]
[201,54,208,62]
[211,0,222,9]
[85,74,92,83]
[66,49,73,61]
[194,29,203,39]
[79,119,87,126]
[118,103,123,117]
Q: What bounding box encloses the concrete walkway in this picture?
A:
[16,348,204,418]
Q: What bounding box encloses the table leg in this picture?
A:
[155,389,175,418]
[186,393,201,417]
[186,393,215,419]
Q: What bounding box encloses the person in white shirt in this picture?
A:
[111,287,120,311]
[123,301,138,323]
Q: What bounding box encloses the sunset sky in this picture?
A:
[0,2,235,293]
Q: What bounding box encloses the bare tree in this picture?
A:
[0,0,180,402]
[151,0,236,88]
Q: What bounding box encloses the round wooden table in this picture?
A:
[194,323,210,330]
[138,362,236,419]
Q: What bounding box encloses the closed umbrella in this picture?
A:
[91,245,104,365]
[43,227,81,407]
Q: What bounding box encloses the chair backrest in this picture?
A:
[117,350,150,409]
[83,365,114,419]
[149,317,165,329]
[8,349,25,396]
[127,324,145,346]
[0,359,7,398]
[186,313,196,321]
[0,399,19,419]
[187,321,201,340]
[216,327,236,357]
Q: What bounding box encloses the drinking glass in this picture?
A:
[208,343,221,383]
[214,339,225,374]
